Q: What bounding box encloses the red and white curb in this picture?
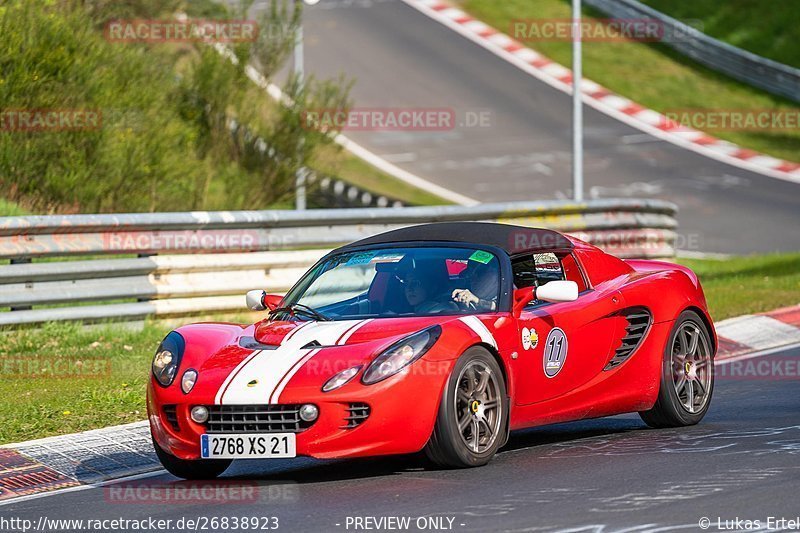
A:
[1,305,799,504]
[403,0,800,185]
[716,305,800,360]
[0,421,160,504]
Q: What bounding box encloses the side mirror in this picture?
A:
[245,290,282,311]
[512,281,579,315]
[536,280,579,303]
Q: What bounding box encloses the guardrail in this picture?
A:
[584,0,800,104]
[0,199,678,326]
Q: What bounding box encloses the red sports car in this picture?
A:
[147,222,716,479]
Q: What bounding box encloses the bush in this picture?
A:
[0,0,351,213]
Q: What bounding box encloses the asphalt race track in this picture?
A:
[5,344,799,532]
[286,0,800,254]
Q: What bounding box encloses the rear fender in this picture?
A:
[621,262,716,351]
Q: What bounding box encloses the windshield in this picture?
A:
[279,246,502,320]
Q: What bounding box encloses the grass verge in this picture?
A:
[0,313,257,445]
[676,252,800,322]
[0,198,28,216]
[457,0,800,163]
[1,252,798,443]
[640,0,800,69]
[315,144,451,206]
[0,321,164,444]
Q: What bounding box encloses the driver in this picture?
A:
[452,264,499,311]
[402,270,457,314]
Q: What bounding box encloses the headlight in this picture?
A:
[322,365,361,392]
[362,325,442,385]
[152,331,185,387]
[181,369,198,394]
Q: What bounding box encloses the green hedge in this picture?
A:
[0,0,349,213]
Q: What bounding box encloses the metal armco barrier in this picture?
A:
[0,199,678,326]
[584,0,800,103]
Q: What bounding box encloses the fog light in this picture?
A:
[298,404,319,422]
[190,405,209,424]
[181,369,198,394]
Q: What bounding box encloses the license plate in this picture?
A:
[201,433,296,459]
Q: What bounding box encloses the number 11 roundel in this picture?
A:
[543,328,568,378]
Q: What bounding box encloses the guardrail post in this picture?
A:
[137,253,155,303]
[9,257,32,311]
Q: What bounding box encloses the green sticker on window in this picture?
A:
[469,250,493,264]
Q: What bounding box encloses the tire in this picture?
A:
[152,435,232,480]
[425,346,508,468]
[639,310,715,428]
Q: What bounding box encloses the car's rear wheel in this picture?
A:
[639,310,714,428]
[152,435,232,480]
[425,346,508,468]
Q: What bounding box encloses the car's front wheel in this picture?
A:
[639,310,715,428]
[425,346,508,468]
[152,435,232,480]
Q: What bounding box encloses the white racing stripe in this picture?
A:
[219,320,361,405]
[269,348,321,403]
[213,349,263,404]
[459,315,497,348]
[269,319,373,402]
[338,318,373,346]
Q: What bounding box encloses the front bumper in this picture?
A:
[147,357,456,461]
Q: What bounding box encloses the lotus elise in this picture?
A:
[147,222,716,478]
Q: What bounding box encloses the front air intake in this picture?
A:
[342,403,370,429]
[204,404,316,434]
[605,309,652,370]
[163,405,180,432]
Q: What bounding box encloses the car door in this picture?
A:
[511,252,625,405]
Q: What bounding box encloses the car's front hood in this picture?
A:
[253,316,446,347]
[211,317,449,405]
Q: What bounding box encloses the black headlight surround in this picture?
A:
[152,331,186,388]
[361,325,442,385]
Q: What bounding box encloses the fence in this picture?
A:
[0,199,678,326]
[584,0,800,104]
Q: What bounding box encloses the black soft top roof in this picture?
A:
[338,222,573,255]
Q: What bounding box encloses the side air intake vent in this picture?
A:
[163,405,180,432]
[605,309,652,370]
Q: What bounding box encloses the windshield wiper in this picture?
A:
[269,302,331,322]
